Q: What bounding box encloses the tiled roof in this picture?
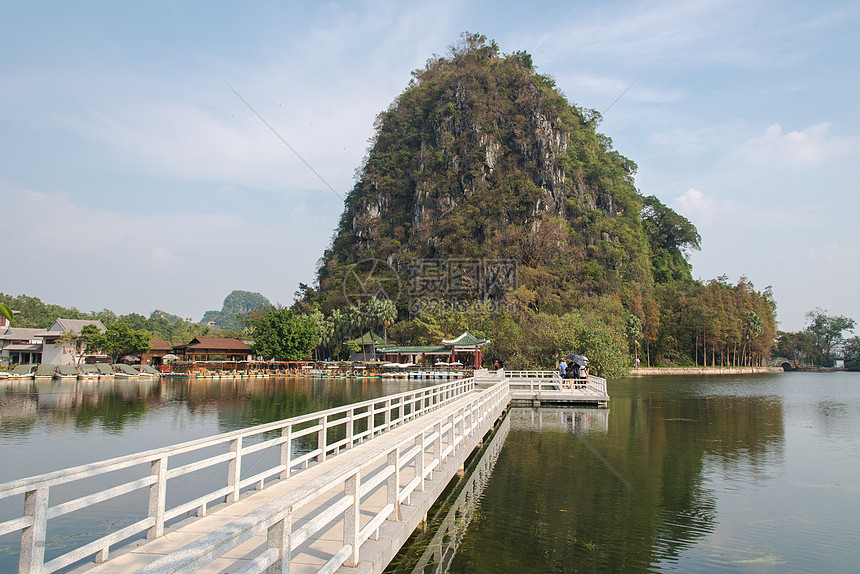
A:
[3,343,42,351]
[441,331,489,346]
[50,318,107,334]
[148,340,173,351]
[176,337,251,351]
[349,332,386,345]
[378,345,449,354]
[0,327,50,341]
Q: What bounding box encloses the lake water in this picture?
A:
[2,372,860,573]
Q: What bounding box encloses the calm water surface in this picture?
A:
[0,376,429,572]
[423,371,860,573]
[2,372,860,573]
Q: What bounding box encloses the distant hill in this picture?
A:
[200,290,272,331]
[150,309,185,323]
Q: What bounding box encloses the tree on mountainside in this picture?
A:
[641,195,701,283]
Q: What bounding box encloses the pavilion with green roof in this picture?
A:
[377,331,489,368]
[347,332,387,361]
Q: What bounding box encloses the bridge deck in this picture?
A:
[72,389,505,574]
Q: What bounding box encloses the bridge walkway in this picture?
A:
[71,382,508,574]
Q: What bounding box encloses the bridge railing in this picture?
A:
[136,378,511,574]
[0,378,476,574]
[588,375,607,395]
[503,370,607,395]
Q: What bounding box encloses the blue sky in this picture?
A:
[1,0,857,331]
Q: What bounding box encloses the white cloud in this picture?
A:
[673,187,827,231]
[555,75,684,109]
[533,0,816,68]
[735,122,858,168]
[673,188,719,225]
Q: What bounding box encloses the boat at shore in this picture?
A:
[34,364,56,381]
[112,364,139,379]
[133,364,162,378]
[79,364,100,379]
[6,365,35,380]
[95,363,116,380]
[55,365,79,380]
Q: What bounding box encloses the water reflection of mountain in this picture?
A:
[434,386,786,574]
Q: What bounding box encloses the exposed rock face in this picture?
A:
[319,35,651,312]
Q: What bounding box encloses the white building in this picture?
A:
[41,319,107,366]
[1,318,107,366]
[0,327,50,365]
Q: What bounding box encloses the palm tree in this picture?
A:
[330,309,347,359]
[378,299,397,344]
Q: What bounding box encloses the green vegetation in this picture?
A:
[0,302,12,323]
[52,322,151,363]
[97,323,152,363]
[776,308,856,368]
[248,308,319,361]
[0,293,241,345]
[641,195,701,283]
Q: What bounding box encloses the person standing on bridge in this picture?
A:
[559,358,567,379]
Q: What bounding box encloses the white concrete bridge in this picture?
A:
[0,370,608,574]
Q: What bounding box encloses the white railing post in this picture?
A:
[266,509,292,574]
[147,455,168,539]
[18,486,48,574]
[344,471,361,567]
[434,421,443,472]
[417,432,426,492]
[347,408,355,449]
[395,397,404,428]
[387,447,401,521]
[368,402,375,437]
[384,399,392,432]
[448,413,456,453]
[228,436,243,503]
[318,415,328,463]
[280,425,292,479]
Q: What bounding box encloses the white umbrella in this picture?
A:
[162,353,180,362]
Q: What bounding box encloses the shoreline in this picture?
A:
[630,366,784,376]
